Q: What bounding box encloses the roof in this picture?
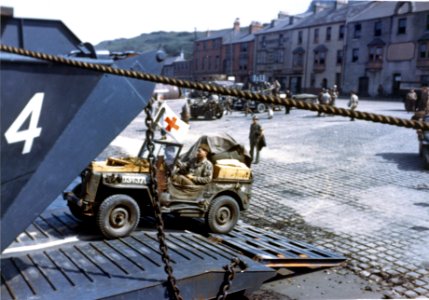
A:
[348,1,429,23]
[295,1,371,28]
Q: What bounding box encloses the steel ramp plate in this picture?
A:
[210,225,346,269]
[1,209,275,300]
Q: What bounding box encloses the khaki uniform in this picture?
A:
[175,157,213,185]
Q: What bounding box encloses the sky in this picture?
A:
[1,0,313,44]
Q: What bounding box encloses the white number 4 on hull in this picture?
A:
[4,93,44,154]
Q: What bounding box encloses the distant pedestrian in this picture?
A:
[318,89,331,117]
[249,115,265,164]
[244,100,252,117]
[272,79,281,96]
[285,89,292,114]
[224,96,233,115]
[329,85,338,107]
[417,84,428,112]
[267,105,274,119]
[181,99,191,124]
[405,89,417,112]
[348,91,359,121]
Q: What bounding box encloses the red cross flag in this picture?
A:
[154,102,189,142]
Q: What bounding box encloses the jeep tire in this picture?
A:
[206,195,240,233]
[97,194,140,239]
[256,103,266,113]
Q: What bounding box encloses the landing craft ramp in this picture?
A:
[1,208,345,299]
[0,12,164,252]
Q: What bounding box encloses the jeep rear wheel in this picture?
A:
[97,194,140,239]
[256,103,266,113]
[206,196,240,233]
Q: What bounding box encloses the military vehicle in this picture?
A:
[188,91,224,119]
[64,133,253,238]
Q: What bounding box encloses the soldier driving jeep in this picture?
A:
[172,144,213,186]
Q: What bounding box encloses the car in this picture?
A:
[63,133,253,238]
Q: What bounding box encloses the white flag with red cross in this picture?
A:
[154,102,189,142]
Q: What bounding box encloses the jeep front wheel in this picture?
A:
[96,194,140,239]
[206,196,240,233]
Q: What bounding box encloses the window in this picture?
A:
[420,42,429,59]
[352,48,359,62]
[398,18,406,34]
[314,28,319,43]
[339,25,345,40]
[354,24,362,39]
[276,50,285,63]
[326,27,332,41]
[293,53,304,68]
[298,31,303,44]
[260,36,266,48]
[427,15,429,30]
[240,43,248,53]
[336,50,343,65]
[279,34,284,46]
[314,50,326,65]
[369,46,383,62]
[374,21,382,36]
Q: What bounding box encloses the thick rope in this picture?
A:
[1,44,428,131]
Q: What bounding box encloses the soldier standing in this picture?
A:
[285,89,292,114]
[348,91,359,121]
[181,99,191,124]
[406,89,417,112]
[417,84,428,112]
[249,116,263,164]
[329,85,338,107]
[318,89,331,117]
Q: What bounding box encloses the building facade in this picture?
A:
[343,1,429,97]
[168,1,429,98]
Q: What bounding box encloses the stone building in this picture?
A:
[253,12,310,91]
[171,0,429,98]
[343,1,429,97]
[191,18,262,83]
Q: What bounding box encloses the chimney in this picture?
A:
[233,18,240,32]
[335,0,348,9]
[249,21,262,34]
[313,1,327,13]
[278,11,289,19]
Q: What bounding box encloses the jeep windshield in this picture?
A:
[138,139,183,168]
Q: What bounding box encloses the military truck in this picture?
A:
[64,133,252,238]
[188,90,224,120]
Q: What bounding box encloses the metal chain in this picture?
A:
[1,44,428,131]
[144,102,183,300]
[216,257,245,300]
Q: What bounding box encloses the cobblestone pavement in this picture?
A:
[111,98,429,299]
[166,98,429,299]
